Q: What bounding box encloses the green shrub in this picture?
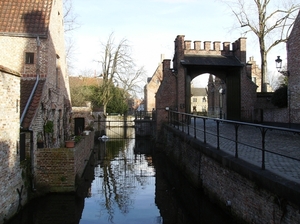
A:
[271,86,287,108]
[44,120,54,133]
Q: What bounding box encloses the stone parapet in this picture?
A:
[161,125,300,224]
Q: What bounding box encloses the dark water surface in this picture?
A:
[7,137,238,224]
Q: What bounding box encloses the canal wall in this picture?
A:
[35,132,94,193]
[160,125,300,224]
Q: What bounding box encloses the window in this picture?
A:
[202,97,206,102]
[25,52,34,64]
[193,98,197,102]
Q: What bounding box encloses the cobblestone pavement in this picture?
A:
[180,118,300,184]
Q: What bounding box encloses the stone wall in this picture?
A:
[35,131,94,193]
[161,125,300,223]
[253,93,289,123]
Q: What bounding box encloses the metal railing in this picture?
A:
[135,111,155,120]
[168,111,300,172]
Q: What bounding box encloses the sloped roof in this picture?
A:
[69,76,103,87]
[0,0,53,37]
[20,79,45,130]
[0,65,20,77]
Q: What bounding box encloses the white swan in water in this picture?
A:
[99,135,109,141]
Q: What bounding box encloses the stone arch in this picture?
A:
[172,35,245,120]
[185,66,241,120]
[190,73,209,115]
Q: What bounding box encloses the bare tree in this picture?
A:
[116,66,147,98]
[63,0,80,33]
[221,0,299,92]
[97,33,147,114]
[63,0,81,75]
[98,33,133,115]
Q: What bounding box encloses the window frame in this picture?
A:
[25,52,34,64]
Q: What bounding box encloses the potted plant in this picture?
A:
[37,132,44,148]
[65,135,75,148]
[65,139,75,148]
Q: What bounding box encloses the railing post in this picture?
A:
[177,112,179,130]
[260,127,267,170]
[181,114,184,132]
[234,124,240,158]
[217,120,220,149]
[193,116,196,138]
[203,118,207,144]
[187,114,190,135]
[172,112,175,128]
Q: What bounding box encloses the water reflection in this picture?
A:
[80,138,160,224]
[154,151,238,224]
[7,133,238,224]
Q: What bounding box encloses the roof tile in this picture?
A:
[0,0,52,36]
[20,79,45,129]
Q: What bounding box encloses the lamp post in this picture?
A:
[275,56,290,127]
[219,88,225,119]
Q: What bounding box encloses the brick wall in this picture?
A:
[161,125,300,223]
[155,60,177,133]
[145,63,163,111]
[35,131,94,193]
[287,11,300,124]
[0,67,27,223]
[240,65,259,122]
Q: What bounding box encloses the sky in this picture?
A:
[69,0,287,87]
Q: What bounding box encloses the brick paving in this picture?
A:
[181,118,300,184]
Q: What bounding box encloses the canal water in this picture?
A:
[7,133,238,224]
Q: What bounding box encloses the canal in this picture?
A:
[7,131,238,224]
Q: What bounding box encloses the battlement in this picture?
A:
[174,35,246,62]
[184,38,246,55]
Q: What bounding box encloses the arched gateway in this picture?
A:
[156,35,257,131]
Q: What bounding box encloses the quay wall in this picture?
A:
[161,125,300,224]
[35,132,94,193]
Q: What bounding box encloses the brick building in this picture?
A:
[144,59,163,112]
[0,0,71,221]
[287,10,300,124]
[156,35,258,131]
[69,76,103,135]
[191,87,207,115]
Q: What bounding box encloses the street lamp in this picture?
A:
[219,88,225,119]
[275,56,289,76]
[275,56,282,72]
[275,56,290,127]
